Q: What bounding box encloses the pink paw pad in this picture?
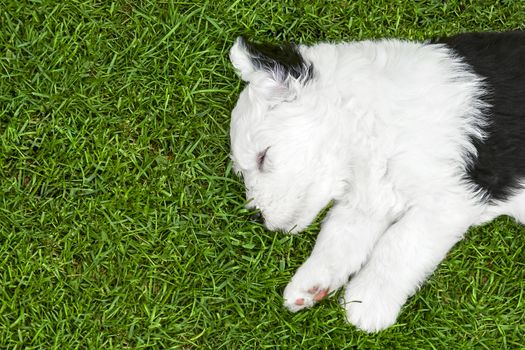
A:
[294,287,329,305]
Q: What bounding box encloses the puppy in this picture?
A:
[228,31,525,332]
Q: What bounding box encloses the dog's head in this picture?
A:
[229,37,346,233]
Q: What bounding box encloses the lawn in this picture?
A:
[1,0,524,348]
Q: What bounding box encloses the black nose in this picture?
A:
[250,211,264,224]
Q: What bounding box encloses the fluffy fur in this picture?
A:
[228,32,525,332]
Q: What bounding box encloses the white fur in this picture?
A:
[229,38,524,332]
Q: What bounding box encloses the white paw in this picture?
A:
[283,259,348,312]
[342,276,403,333]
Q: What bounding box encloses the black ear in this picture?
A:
[230,37,314,84]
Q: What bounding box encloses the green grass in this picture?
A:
[1,0,524,348]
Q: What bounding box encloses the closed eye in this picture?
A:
[256,147,270,171]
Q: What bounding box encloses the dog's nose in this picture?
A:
[250,211,264,224]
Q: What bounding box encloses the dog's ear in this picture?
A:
[229,37,313,95]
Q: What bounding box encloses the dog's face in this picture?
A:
[229,38,344,233]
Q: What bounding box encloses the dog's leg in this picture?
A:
[283,204,393,312]
[343,202,477,332]
[499,187,525,224]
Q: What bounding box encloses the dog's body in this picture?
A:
[229,31,525,332]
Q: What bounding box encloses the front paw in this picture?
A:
[283,260,347,312]
[342,276,403,333]
[284,284,330,312]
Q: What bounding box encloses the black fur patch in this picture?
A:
[436,31,525,201]
[239,37,313,83]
